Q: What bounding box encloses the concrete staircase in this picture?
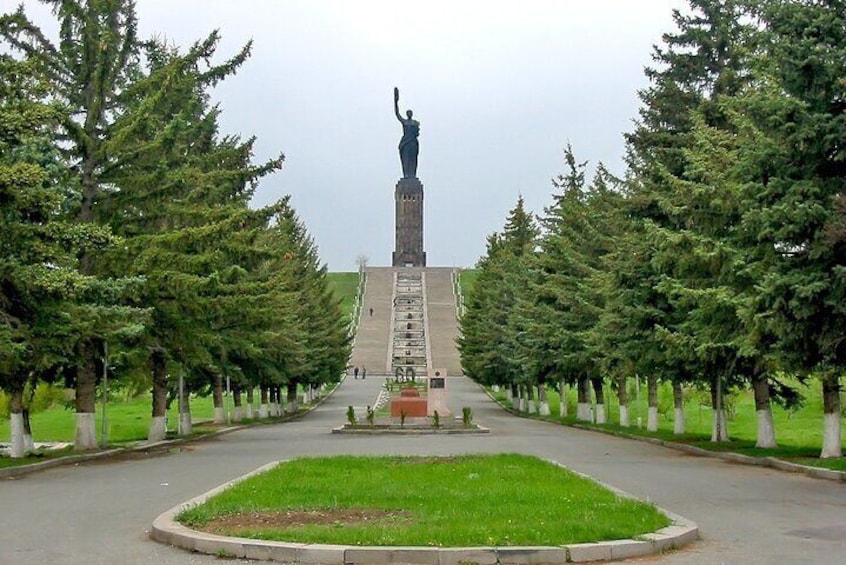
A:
[348,267,463,377]
[389,271,427,379]
[348,268,393,374]
[424,268,463,376]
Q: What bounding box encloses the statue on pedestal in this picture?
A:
[394,87,420,179]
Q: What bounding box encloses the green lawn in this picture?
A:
[493,381,846,470]
[177,454,670,546]
[327,272,361,320]
[0,394,217,445]
[458,269,479,294]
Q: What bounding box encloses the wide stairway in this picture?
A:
[349,267,463,376]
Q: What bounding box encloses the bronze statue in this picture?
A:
[394,87,419,179]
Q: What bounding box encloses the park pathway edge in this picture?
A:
[151,459,698,564]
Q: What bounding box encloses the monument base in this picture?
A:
[393,177,426,267]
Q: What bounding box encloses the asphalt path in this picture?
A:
[1,376,844,564]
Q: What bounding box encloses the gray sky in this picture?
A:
[13,0,686,271]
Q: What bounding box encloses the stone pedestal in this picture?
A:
[427,369,450,417]
[393,177,426,267]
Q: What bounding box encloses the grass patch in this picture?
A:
[0,395,217,444]
[458,269,479,295]
[0,445,76,469]
[177,454,669,546]
[491,386,846,471]
[327,272,361,320]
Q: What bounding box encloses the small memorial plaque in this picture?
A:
[430,377,445,389]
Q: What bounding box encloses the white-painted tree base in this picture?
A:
[245,405,253,419]
[492,385,500,393]
[559,398,568,418]
[576,402,591,422]
[519,398,528,412]
[595,405,607,424]
[647,406,658,432]
[286,401,298,414]
[619,405,630,427]
[24,432,34,452]
[213,407,225,424]
[511,397,520,411]
[674,407,686,435]
[258,404,268,419]
[528,400,538,414]
[233,407,243,422]
[755,409,777,448]
[539,401,550,416]
[711,410,730,442]
[9,413,25,458]
[179,413,193,436]
[75,413,97,450]
[821,412,842,459]
[148,416,167,442]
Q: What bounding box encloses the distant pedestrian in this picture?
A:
[369,307,373,317]
[362,367,367,379]
[354,366,359,380]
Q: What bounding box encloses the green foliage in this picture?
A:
[461,407,473,426]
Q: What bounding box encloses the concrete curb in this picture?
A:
[151,459,698,564]
[0,380,343,480]
[331,424,490,435]
[482,386,846,483]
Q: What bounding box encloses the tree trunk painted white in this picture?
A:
[619,405,630,428]
[519,397,527,412]
[511,395,520,411]
[558,380,568,417]
[213,406,225,424]
[674,408,686,435]
[259,404,268,419]
[148,416,166,442]
[646,375,658,432]
[577,403,591,422]
[595,404,607,424]
[492,385,500,393]
[647,406,658,432]
[179,385,192,436]
[539,402,550,416]
[820,374,842,458]
[711,409,730,442]
[672,381,685,435]
[821,412,842,459]
[9,412,25,459]
[24,431,35,452]
[75,412,97,450]
[246,387,254,419]
[233,406,243,422]
[179,412,192,436]
[755,409,777,449]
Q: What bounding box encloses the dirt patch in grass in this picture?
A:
[203,508,411,533]
[395,456,459,465]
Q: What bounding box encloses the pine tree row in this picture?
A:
[459,0,845,459]
[1,1,350,457]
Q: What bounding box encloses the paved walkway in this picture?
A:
[1,376,844,564]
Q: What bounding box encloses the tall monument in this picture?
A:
[392,87,426,267]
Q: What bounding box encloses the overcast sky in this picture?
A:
[13,0,687,271]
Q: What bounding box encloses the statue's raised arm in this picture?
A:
[394,87,402,122]
[393,87,420,179]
